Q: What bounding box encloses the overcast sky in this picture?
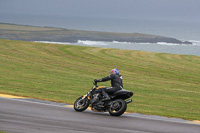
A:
[0,0,200,22]
[1,0,200,40]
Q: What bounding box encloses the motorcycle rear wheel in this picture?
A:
[74,96,89,112]
[108,99,127,116]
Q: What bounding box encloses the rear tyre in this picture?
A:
[108,99,127,116]
[74,96,89,112]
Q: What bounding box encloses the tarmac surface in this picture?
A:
[0,96,200,133]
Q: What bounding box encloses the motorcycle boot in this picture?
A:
[101,90,111,102]
[97,90,110,106]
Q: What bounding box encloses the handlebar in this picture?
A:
[93,82,98,87]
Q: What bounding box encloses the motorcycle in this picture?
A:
[74,82,133,116]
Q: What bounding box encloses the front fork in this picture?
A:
[82,86,96,100]
[82,93,90,100]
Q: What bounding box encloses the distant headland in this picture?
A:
[0,23,192,44]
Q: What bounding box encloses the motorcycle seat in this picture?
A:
[111,89,133,99]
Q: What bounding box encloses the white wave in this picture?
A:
[113,40,183,46]
[77,40,107,45]
[188,40,200,46]
[34,41,72,45]
[112,41,131,44]
[112,41,186,46]
[112,41,151,44]
[156,42,181,46]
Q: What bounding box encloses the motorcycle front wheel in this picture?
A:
[74,96,89,112]
[108,99,127,116]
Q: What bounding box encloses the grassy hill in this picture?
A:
[0,39,199,120]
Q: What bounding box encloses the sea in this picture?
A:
[1,14,200,56]
[36,40,200,56]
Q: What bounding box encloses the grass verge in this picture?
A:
[0,39,199,120]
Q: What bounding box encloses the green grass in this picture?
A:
[0,39,200,120]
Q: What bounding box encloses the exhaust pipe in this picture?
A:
[125,99,132,104]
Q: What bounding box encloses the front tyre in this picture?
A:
[74,96,89,112]
[108,99,127,116]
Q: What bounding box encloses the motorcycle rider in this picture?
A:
[94,68,123,104]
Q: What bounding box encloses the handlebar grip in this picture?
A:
[93,82,98,87]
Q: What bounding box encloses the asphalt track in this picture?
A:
[0,96,200,133]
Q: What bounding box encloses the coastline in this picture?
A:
[0,22,192,45]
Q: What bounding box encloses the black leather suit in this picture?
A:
[96,74,123,94]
